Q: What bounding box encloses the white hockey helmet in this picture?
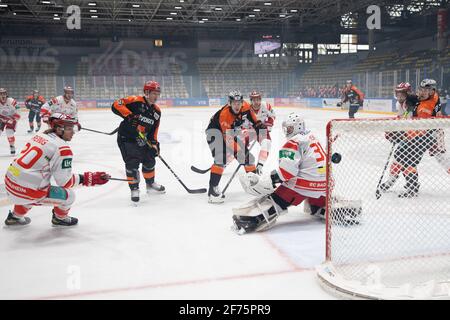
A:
[49,113,80,132]
[282,113,306,138]
[419,79,437,90]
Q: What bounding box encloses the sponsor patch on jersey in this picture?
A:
[62,158,72,169]
[279,149,295,160]
[7,165,21,177]
[154,112,160,120]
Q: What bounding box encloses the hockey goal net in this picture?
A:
[317,117,450,299]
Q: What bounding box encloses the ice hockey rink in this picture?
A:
[0,106,385,300]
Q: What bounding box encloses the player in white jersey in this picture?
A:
[233,113,327,234]
[41,86,78,123]
[243,91,276,174]
[0,88,21,155]
[4,113,110,227]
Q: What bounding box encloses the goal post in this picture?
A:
[317,117,450,299]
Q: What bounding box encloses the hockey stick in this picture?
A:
[81,127,119,135]
[190,165,211,174]
[138,132,207,194]
[375,144,397,200]
[221,140,258,196]
[107,177,137,183]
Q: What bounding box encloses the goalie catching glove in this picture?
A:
[239,172,274,196]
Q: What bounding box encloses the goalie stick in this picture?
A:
[221,140,258,196]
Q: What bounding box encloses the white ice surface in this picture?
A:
[0,106,384,300]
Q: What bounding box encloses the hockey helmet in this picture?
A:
[64,86,74,93]
[49,113,80,131]
[249,90,262,100]
[395,82,412,93]
[229,90,243,103]
[143,81,161,93]
[420,79,437,90]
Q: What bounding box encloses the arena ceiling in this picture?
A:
[0,0,447,36]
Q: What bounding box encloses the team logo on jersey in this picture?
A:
[279,149,295,160]
[62,158,72,169]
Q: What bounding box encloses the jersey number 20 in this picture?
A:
[16,143,43,169]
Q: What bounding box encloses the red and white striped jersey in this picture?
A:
[276,132,327,198]
[244,101,276,130]
[4,132,80,204]
[0,97,19,119]
[41,96,78,120]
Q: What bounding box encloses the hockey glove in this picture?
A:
[385,131,405,145]
[148,141,160,157]
[127,114,140,127]
[270,170,283,187]
[256,163,264,175]
[254,121,267,130]
[232,118,244,129]
[5,118,15,126]
[82,172,110,186]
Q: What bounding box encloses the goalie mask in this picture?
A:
[282,113,306,138]
[239,172,274,196]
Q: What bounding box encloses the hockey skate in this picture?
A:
[52,212,78,227]
[398,189,419,198]
[35,125,41,132]
[310,205,326,220]
[398,174,419,198]
[146,182,166,194]
[9,145,15,155]
[208,185,225,204]
[379,177,397,192]
[4,211,31,227]
[27,128,34,134]
[130,189,140,205]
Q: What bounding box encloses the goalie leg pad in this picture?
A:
[232,195,286,234]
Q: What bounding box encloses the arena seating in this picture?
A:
[0,58,59,102]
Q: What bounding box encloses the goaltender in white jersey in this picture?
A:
[41,86,78,122]
[233,113,326,234]
[234,113,361,234]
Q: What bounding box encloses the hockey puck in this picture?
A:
[331,153,342,164]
